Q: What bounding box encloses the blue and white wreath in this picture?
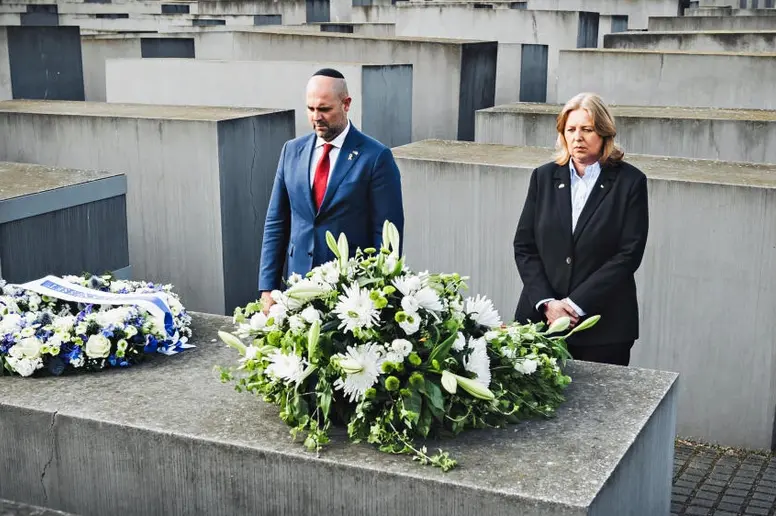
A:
[0,274,193,377]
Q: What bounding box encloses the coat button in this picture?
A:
[566,257,572,265]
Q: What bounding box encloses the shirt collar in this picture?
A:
[316,120,351,149]
[569,159,601,180]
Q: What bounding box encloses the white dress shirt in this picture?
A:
[535,159,601,317]
[309,120,351,188]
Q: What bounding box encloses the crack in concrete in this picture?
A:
[40,410,58,502]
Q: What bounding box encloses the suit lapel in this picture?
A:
[295,133,317,220]
[317,126,364,216]
[572,163,617,243]
[553,164,573,238]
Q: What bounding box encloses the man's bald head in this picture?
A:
[306,69,351,141]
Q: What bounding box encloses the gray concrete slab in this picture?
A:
[392,139,776,450]
[194,29,497,141]
[557,49,776,110]
[394,3,597,104]
[105,58,412,147]
[0,100,294,315]
[0,312,678,516]
[649,15,776,31]
[0,161,128,283]
[475,103,776,164]
[604,30,776,52]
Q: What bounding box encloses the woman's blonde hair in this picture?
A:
[553,92,624,166]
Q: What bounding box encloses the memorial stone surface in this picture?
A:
[0,313,678,516]
[393,3,599,104]
[475,103,776,164]
[557,49,776,110]
[0,26,84,101]
[604,29,776,52]
[105,58,413,147]
[393,139,776,450]
[0,162,129,283]
[196,0,308,24]
[81,34,196,101]
[194,29,497,141]
[0,100,295,316]
[649,14,776,30]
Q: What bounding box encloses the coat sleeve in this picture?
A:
[258,142,291,292]
[513,168,557,307]
[369,147,404,253]
[567,174,649,312]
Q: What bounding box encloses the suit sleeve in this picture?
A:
[258,143,291,292]
[513,168,557,307]
[568,174,649,312]
[369,147,404,253]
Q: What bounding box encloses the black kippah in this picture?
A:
[312,68,345,79]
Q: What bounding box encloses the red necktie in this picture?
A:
[312,143,333,211]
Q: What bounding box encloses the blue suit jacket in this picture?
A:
[258,124,404,292]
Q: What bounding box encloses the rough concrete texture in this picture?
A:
[392,140,776,450]
[475,103,776,164]
[0,162,119,202]
[0,100,294,315]
[557,49,776,110]
[194,29,497,141]
[649,15,776,31]
[0,500,73,516]
[604,30,776,53]
[0,313,678,516]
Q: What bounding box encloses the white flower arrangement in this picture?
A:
[0,274,192,377]
[219,222,599,471]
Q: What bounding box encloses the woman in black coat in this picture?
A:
[513,93,649,366]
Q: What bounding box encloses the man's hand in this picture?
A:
[260,291,275,315]
[544,300,579,328]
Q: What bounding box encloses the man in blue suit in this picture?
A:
[258,68,405,310]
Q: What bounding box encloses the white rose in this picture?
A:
[401,295,420,314]
[85,334,111,359]
[0,313,22,333]
[8,344,24,359]
[16,336,43,359]
[300,306,320,324]
[391,339,413,357]
[398,312,421,335]
[250,312,268,331]
[514,359,538,375]
[288,315,306,334]
[7,357,40,377]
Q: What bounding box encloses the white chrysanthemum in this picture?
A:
[401,295,420,314]
[452,332,466,352]
[313,261,340,285]
[333,343,384,403]
[52,315,75,333]
[392,275,422,296]
[414,287,443,313]
[333,284,379,333]
[287,272,303,286]
[398,311,421,335]
[300,306,320,324]
[464,295,502,328]
[265,351,308,385]
[501,346,517,360]
[465,340,491,388]
[514,358,538,375]
[384,350,405,364]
